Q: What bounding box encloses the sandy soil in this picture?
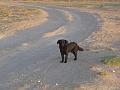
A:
[74,8,120,90]
[75,64,120,90]
[61,10,74,22]
[80,8,120,51]
[0,1,48,39]
[42,26,66,38]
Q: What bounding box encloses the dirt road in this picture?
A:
[0,4,106,90]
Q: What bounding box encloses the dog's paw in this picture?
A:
[74,58,77,60]
[64,61,67,63]
[60,61,64,63]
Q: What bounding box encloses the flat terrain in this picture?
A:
[0,1,120,90]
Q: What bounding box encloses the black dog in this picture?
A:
[57,39,84,63]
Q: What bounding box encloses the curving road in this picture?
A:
[0,4,101,90]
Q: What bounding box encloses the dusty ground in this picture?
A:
[0,1,120,90]
[75,7,120,90]
[0,1,48,39]
[0,3,101,90]
[80,8,120,51]
[36,1,120,89]
[75,64,120,90]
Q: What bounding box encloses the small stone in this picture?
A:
[112,70,115,73]
[22,43,28,46]
[37,80,41,83]
[56,83,58,86]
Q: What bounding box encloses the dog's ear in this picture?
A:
[57,40,60,44]
[65,40,68,44]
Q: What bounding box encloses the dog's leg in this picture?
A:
[60,54,64,63]
[64,54,68,63]
[73,51,77,60]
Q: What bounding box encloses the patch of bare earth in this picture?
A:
[75,8,120,90]
[62,10,74,22]
[81,9,120,51]
[75,64,120,90]
[42,26,66,38]
[0,1,48,39]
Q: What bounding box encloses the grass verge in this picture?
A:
[102,56,120,66]
[23,1,120,9]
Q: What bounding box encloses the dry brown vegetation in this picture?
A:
[42,26,66,38]
[0,1,48,39]
[81,9,120,51]
[75,64,120,90]
[13,0,120,2]
[74,3,120,89]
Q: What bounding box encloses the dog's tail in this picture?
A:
[78,45,84,51]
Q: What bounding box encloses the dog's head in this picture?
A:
[57,39,68,47]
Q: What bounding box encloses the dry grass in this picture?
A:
[22,1,120,9]
[42,26,66,38]
[75,64,120,90]
[0,1,48,39]
[85,9,120,50]
[102,56,120,66]
[76,7,120,90]
[76,8,119,51]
